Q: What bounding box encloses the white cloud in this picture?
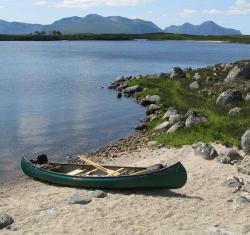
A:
[228,0,250,15]
[179,9,198,18]
[52,0,152,9]
[180,0,250,18]
[34,1,48,5]
[203,9,221,15]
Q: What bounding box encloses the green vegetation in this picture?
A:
[129,67,250,147]
[0,32,250,44]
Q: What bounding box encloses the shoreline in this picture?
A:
[1,60,250,234]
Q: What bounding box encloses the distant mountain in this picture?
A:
[164,21,242,36]
[44,14,162,34]
[0,14,162,35]
[0,19,42,35]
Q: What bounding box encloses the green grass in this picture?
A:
[129,71,250,147]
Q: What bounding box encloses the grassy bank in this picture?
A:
[1,33,250,44]
[129,66,250,147]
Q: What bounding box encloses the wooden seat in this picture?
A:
[67,169,85,176]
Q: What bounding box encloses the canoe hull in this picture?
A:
[21,158,187,189]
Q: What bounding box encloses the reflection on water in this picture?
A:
[0,40,250,182]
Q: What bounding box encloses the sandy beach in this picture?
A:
[1,144,249,235]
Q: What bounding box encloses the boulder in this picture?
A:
[154,121,170,131]
[167,122,185,133]
[216,89,243,106]
[190,81,200,90]
[140,95,161,106]
[135,123,147,131]
[228,107,241,116]
[68,193,91,205]
[241,129,250,154]
[0,213,14,230]
[225,63,250,82]
[170,67,185,80]
[194,142,218,160]
[216,150,243,164]
[162,107,179,119]
[208,227,235,235]
[185,111,208,127]
[245,93,250,102]
[123,85,142,94]
[145,114,159,122]
[146,104,160,115]
[169,114,182,125]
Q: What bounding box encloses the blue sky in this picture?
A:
[0,0,250,34]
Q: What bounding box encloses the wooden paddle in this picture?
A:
[78,155,125,176]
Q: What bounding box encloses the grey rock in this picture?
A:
[117,93,122,98]
[68,193,91,205]
[208,227,235,235]
[141,95,161,106]
[232,196,249,204]
[0,213,14,230]
[194,142,218,160]
[168,114,182,125]
[154,121,170,131]
[221,176,241,188]
[162,107,179,119]
[145,114,159,122]
[123,85,142,94]
[241,182,250,193]
[216,89,243,106]
[225,63,250,82]
[147,141,158,147]
[193,73,201,80]
[216,150,243,164]
[241,129,250,154]
[167,121,185,133]
[135,123,147,131]
[185,112,208,127]
[245,93,250,102]
[237,159,250,175]
[170,67,185,80]
[190,81,200,90]
[146,104,160,115]
[229,107,242,116]
[89,190,107,198]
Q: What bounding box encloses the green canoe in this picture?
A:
[21,156,187,189]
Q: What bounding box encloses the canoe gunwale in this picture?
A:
[22,157,183,179]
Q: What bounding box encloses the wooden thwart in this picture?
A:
[78,156,126,176]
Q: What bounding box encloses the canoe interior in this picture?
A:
[36,162,147,177]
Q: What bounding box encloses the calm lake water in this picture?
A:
[1,40,250,183]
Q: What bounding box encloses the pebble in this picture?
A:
[89,190,107,198]
[232,196,249,204]
[0,213,14,230]
[208,227,235,235]
[68,193,91,205]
